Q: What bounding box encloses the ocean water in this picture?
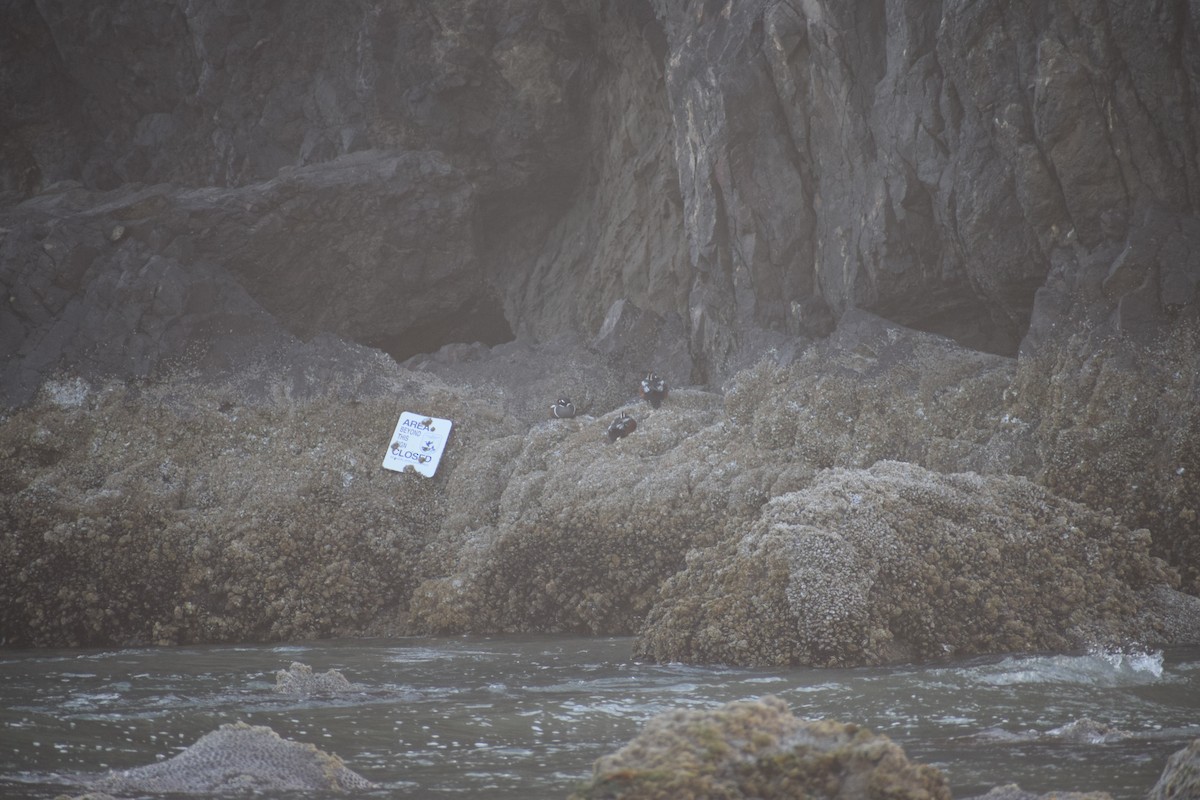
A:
[1,636,1197,798]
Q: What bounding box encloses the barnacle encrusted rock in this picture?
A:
[2,310,1196,666]
[0,342,526,648]
[723,310,1025,476]
[568,695,949,800]
[409,389,741,635]
[1011,318,1200,595]
[87,722,374,794]
[408,314,1029,639]
[634,461,1179,667]
[273,662,356,695]
[1148,737,1200,800]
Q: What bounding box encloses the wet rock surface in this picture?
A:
[568,695,950,800]
[85,722,374,794]
[1012,315,1200,595]
[0,337,518,647]
[273,662,357,696]
[1147,737,1200,800]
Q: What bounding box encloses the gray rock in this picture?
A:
[6,0,1194,389]
[87,722,374,794]
[0,343,526,647]
[1148,738,1200,800]
[634,461,1182,667]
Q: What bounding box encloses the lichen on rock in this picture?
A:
[2,304,1195,669]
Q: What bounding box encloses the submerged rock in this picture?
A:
[87,722,374,794]
[569,695,949,800]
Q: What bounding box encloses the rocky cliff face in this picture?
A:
[4,0,1198,381]
[1,0,1198,660]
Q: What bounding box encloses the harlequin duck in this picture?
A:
[639,371,668,409]
[551,397,577,419]
[606,412,637,443]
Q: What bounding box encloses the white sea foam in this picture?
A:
[1092,647,1164,679]
[970,649,1165,687]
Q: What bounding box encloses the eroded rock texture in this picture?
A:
[6,0,1195,390]
[1,0,1198,663]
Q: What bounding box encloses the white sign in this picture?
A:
[382,412,453,477]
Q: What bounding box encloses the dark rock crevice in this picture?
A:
[365,292,515,364]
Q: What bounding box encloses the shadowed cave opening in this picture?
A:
[871,280,1038,358]
[367,293,515,363]
[902,301,1027,358]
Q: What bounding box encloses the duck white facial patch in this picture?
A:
[382,412,453,477]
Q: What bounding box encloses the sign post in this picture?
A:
[382,412,453,477]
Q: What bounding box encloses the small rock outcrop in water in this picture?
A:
[87,722,374,794]
[1044,718,1130,745]
[568,695,949,800]
[961,786,1113,800]
[1148,737,1200,800]
[273,662,355,695]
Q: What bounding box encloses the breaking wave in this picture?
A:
[966,648,1165,688]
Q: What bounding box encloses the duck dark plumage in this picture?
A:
[606,412,637,443]
[551,397,576,419]
[639,371,668,409]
